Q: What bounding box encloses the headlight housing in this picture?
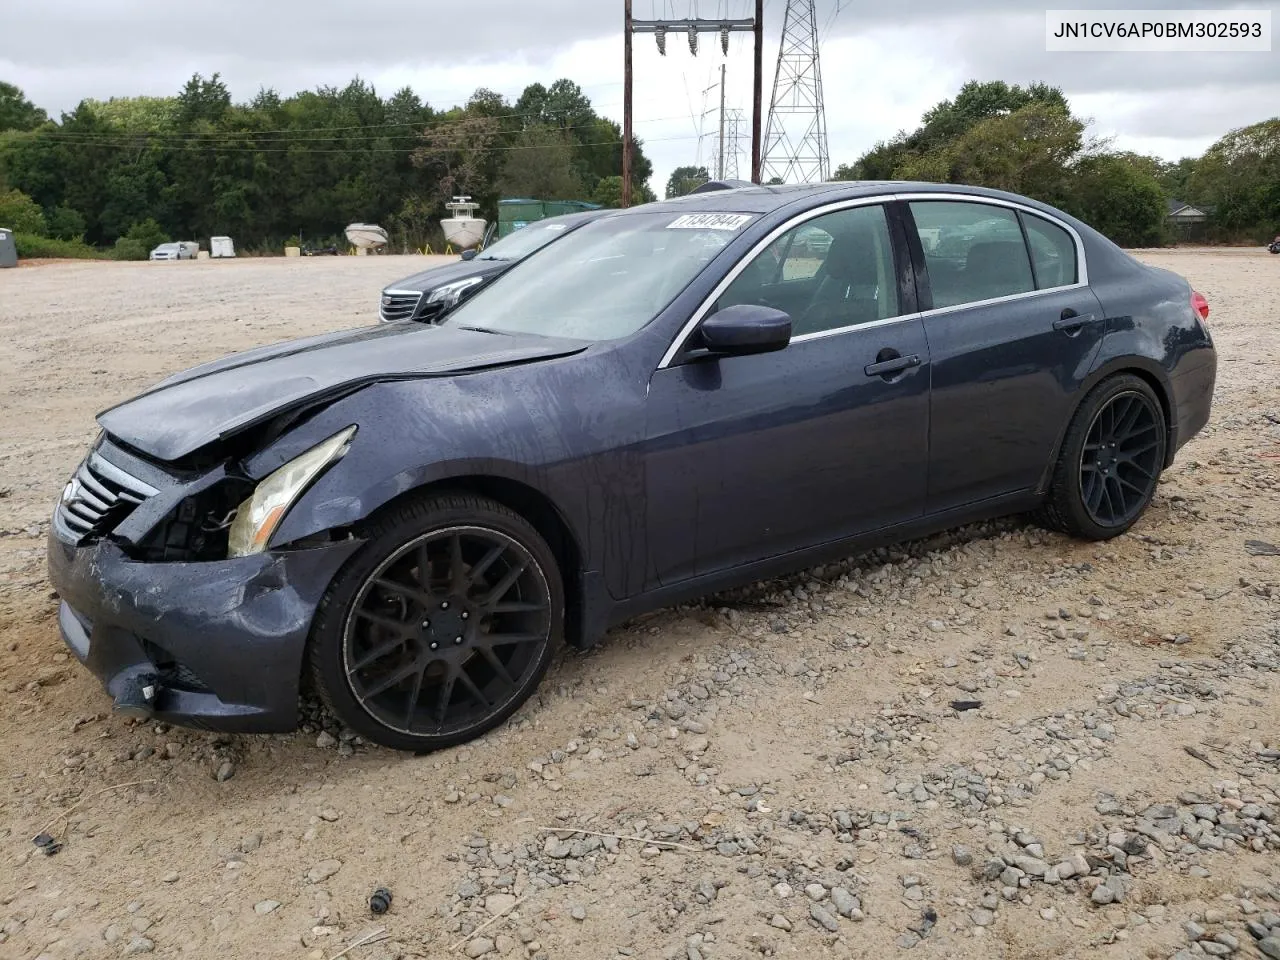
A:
[425,276,485,309]
[227,426,357,558]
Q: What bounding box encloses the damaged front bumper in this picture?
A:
[47,533,360,732]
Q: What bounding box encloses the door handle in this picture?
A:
[1053,312,1096,334]
[864,354,921,378]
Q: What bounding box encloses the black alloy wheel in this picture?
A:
[310,493,562,751]
[1037,373,1167,541]
[1078,391,1163,528]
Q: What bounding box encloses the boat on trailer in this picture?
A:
[441,197,486,250]
[345,223,389,251]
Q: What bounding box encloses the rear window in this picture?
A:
[910,201,1035,308]
[1023,214,1078,289]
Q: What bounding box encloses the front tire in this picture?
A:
[1038,374,1167,540]
[309,492,563,752]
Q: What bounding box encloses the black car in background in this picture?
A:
[48,182,1216,753]
[379,209,611,323]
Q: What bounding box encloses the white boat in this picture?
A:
[441,197,486,250]
[344,223,389,250]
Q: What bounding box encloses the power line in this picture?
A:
[21,108,694,144]
[12,132,705,155]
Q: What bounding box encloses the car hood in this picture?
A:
[98,323,588,462]
[385,258,511,293]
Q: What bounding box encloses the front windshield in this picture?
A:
[478,218,582,261]
[444,210,755,341]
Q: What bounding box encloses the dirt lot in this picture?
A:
[1,252,1278,960]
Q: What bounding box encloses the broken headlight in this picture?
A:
[227,426,357,558]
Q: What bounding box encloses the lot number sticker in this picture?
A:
[667,213,754,231]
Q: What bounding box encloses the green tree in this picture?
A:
[83,96,179,131]
[0,73,657,251]
[0,188,47,234]
[499,125,585,199]
[0,82,47,132]
[593,174,655,206]
[893,102,1083,205]
[592,175,625,208]
[413,113,503,206]
[917,81,1068,147]
[1188,117,1280,239]
[1064,154,1167,247]
[176,73,231,127]
[46,205,87,240]
[666,165,710,198]
[1155,157,1198,202]
[388,193,438,250]
[113,218,170,260]
[843,81,1069,181]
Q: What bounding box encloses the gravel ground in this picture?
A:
[0,251,1277,960]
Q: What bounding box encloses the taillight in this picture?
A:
[1191,290,1209,321]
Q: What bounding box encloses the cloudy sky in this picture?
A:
[3,0,1277,196]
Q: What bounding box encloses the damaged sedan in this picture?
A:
[48,182,1217,752]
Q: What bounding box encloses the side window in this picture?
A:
[909,201,1034,309]
[716,205,900,336]
[1022,214,1078,289]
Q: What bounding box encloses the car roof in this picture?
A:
[537,209,612,227]
[613,181,1078,219]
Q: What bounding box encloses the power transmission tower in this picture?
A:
[696,65,746,181]
[720,108,747,180]
[762,0,830,183]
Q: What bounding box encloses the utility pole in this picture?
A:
[752,0,763,183]
[623,0,633,207]
[717,63,726,180]
[623,1,766,200]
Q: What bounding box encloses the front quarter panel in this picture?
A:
[257,346,654,599]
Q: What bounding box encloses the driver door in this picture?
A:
[642,202,932,587]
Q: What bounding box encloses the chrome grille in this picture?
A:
[379,289,423,322]
[56,451,159,543]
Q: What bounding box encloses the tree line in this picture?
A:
[2,76,1276,256]
[0,75,655,257]
[829,81,1279,247]
[664,82,1277,247]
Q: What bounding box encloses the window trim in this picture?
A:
[659,196,895,368]
[658,192,1089,370]
[899,194,1088,309]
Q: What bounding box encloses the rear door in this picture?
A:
[904,198,1105,513]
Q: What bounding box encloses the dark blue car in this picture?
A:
[378,209,610,324]
[48,182,1217,751]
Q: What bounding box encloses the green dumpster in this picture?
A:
[496,198,602,238]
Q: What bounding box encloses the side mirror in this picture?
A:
[460,249,478,261]
[698,304,792,356]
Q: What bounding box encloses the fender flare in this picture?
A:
[1035,354,1176,494]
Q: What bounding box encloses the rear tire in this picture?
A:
[1037,374,1167,540]
[308,492,562,752]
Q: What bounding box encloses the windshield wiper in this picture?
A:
[454,325,514,336]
